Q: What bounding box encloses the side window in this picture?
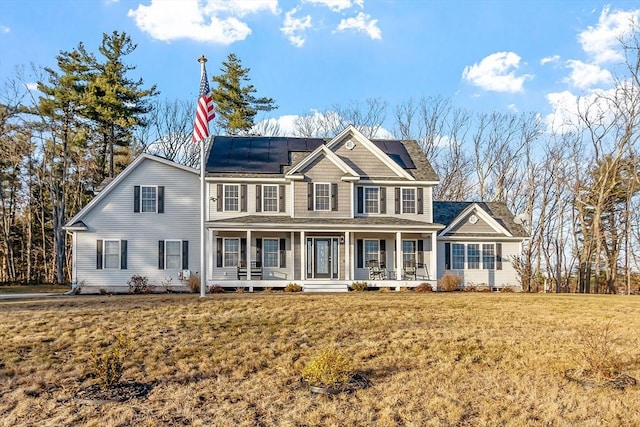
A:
[224,184,240,212]
[263,185,278,212]
[314,183,331,211]
[134,186,164,213]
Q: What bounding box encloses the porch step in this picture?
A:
[303,283,349,293]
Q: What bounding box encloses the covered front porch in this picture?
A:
[205,216,442,292]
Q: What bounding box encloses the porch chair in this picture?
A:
[403,260,417,280]
[368,259,386,280]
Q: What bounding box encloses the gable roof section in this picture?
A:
[285,144,360,179]
[204,128,439,182]
[433,201,528,238]
[326,126,414,180]
[64,154,198,228]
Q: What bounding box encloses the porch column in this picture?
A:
[431,231,438,281]
[301,230,306,280]
[344,231,351,281]
[290,231,295,281]
[246,230,252,291]
[207,229,214,285]
[395,232,402,280]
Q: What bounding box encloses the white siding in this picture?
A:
[436,240,522,288]
[73,159,200,291]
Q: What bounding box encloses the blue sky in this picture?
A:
[1,0,640,135]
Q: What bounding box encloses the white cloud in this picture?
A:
[128,0,278,44]
[564,60,612,89]
[0,25,10,33]
[335,12,381,39]
[507,103,518,112]
[544,87,622,134]
[578,5,640,64]
[25,82,38,91]
[462,52,533,93]
[540,55,560,65]
[281,7,312,47]
[304,0,362,12]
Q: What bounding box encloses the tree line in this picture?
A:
[1,30,639,293]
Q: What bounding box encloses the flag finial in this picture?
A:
[198,55,207,64]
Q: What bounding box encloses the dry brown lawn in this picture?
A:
[0,292,638,426]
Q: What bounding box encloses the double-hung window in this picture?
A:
[141,186,157,212]
[224,184,239,212]
[263,239,279,267]
[165,240,182,270]
[104,240,121,269]
[364,240,380,265]
[314,183,331,211]
[263,185,278,212]
[224,238,240,267]
[402,240,417,264]
[482,244,495,270]
[401,188,416,214]
[364,187,379,214]
[452,243,465,270]
[467,244,480,269]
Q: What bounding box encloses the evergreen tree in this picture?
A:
[211,53,277,135]
[84,31,158,181]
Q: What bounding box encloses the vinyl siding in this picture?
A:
[448,211,495,234]
[333,138,397,179]
[74,159,200,290]
[294,156,351,218]
[436,240,521,287]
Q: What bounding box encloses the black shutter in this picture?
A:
[216,238,223,268]
[417,188,423,214]
[307,183,314,210]
[280,238,286,268]
[158,186,165,213]
[418,239,424,266]
[240,238,247,266]
[121,240,127,270]
[96,240,103,269]
[331,183,338,211]
[395,187,401,214]
[279,185,285,212]
[380,240,386,266]
[357,239,363,268]
[217,184,223,211]
[380,187,386,214]
[241,185,247,212]
[496,243,502,270]
[134,186,140,213]
[256,238,262,267]
[256,185,262,212]
[357,187,363,214]
[158,240,165,270]
[182,240,189,270]
[445,242,451,270]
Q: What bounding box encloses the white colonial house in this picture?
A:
[65,126,528,293]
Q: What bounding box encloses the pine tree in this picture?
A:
[211,53,277,135]
[84,31,158,181]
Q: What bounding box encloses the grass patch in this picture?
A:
[0,293,638,426]
[0,284,69,294]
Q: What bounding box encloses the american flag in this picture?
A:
[192,60,215,142]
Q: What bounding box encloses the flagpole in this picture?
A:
[198,55,207,298]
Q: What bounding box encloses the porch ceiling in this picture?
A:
[207,215,445,232]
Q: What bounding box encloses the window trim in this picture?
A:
[401,187,417,214]
[262,185,279,213]
[223,184,240,212]
[363,186,380,214]
[262,238,280,268]
[103,240,121,270]
[448,242,497,270]
[223,238,240,267]
[314,182,331,212]
[140,185,158,213]
[164,239,182,270]
[363,239,381,265]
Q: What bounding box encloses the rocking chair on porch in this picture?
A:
[368,260,386,280]
[403,260,417,280]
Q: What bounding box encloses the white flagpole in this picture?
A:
[198,55,207,298]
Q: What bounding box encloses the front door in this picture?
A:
[314,238,331,278]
